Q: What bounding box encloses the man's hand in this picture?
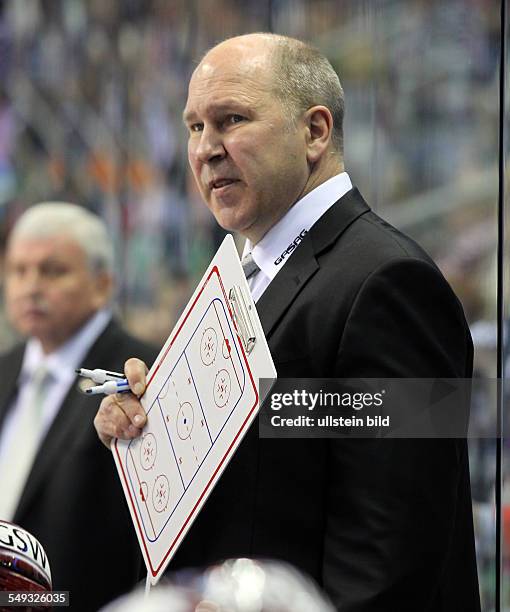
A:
[94,358,149,448]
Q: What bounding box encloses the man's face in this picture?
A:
[5,235,110,353]
[183,42,311,244]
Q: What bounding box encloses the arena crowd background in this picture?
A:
[0,1,506,609]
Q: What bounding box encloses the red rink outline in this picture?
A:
[114,265,259,578]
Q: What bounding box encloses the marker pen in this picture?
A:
[85,379,130,396]
[76,368,125,384]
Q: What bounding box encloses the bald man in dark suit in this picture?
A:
[94,34,480,611]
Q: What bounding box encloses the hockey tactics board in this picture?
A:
[112,236,276,583]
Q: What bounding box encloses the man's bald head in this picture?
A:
[184,33,344,243]
[196,33,345,157]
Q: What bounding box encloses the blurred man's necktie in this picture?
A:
[0,364,53,520]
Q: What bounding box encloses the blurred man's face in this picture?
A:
[5,235,111,353]
[183,40,311,244]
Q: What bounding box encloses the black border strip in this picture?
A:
[497,0,507,610]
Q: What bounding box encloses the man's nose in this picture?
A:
[194,126,226,164]
[20,268,45,293]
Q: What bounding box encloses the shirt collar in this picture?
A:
[20,309,112,384]
[242,172,352,281]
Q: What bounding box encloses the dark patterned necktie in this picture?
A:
[241,253,260,280]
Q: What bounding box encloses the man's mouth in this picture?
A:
[22,308,48,318]
[18,302,50,318]
[209,178,239,190]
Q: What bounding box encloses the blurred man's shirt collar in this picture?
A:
[242,172,352,302]
[0,308,113,480]
[20,308,112,385]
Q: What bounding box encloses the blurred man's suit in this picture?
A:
[169,188,480,611]
[0,319,158,611]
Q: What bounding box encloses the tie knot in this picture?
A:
[27,365,54,406]
[241,253,260,280]
[31,363,51,385]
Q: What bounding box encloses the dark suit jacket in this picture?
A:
[0,320,158,612]
[169,188,480,611]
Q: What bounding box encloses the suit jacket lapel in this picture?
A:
[14,321,122,522]
[257,236,318,339]
[0,345,25,429]
[257,187,370,339]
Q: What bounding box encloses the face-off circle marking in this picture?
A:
[152,475,170,513]
[200,327,218,366]
[140,433,157,470]
[214,369,231,408]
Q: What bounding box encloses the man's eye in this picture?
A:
[228,114,244,125]
[41,264,68,278]
[190,123,203,132]
[6,264,25,277]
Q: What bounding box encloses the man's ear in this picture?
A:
[92,271,115,308]
[304,105,334,164]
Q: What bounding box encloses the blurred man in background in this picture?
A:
[0,203,158,611]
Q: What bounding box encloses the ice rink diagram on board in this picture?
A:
[112,236,276,584]
[125,294,245,542]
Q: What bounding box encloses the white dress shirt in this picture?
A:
[242,172,353,302]
[0,309,112,468]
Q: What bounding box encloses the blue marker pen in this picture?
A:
[85,379,130,396]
